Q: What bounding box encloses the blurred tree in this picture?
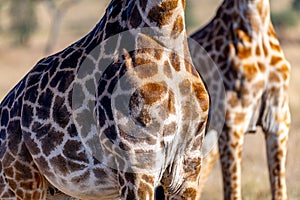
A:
[0,0,4,31]
[292,0,300,12]
[271,9,297,29]
[44,0,79,54]
[9,0,39,45]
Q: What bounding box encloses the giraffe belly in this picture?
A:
[43,162,120,200]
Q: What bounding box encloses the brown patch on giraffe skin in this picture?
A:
[191,133,204,152]
[241,87,250,96]
[41,129,65,157]
[228,94,239,108]
[33,191,42,199]
[148,0,178,27]
[15,160,34,180]
[119,141,131,151]
[236,29,252,43]
[242,99,251,108]
[168,90,176,114]
[130,82,168,126]
[238,146,243,159]
[277,64,290,81]
[139,82,168,105]
[192,82,209,112]
[163,60,173,79]
[160,89,176,118]
[126,188,135,200]
[232,164,237,175]
[253,80,265,91]
[233,131,241,140]
[181,0,186,9]
[163,122,177,136]
[129,6,142,28]
[263,43,269,57]
[142,174,155,185]
[185,59,199,78]
[231,142,239,149]
[234,113,246,125]
[170,52,181,71]
[268,23,277,38]
[237,43,252,59]
[135,34,164,60]
[182,187,197,200]
[71,171,90,184]
[138,181,154,198]
[50,155,85,176]
[183,100,198,120]
[125,172,136,184]
[153,48,164,60]
[139,0,147,11]
[243,63,258,81]
[171,15,184,39]
[270,42,281,53]
[16,189,24,199]
[93,168,107,181]
[270,56,282,66]
[257,62,266,72]
[136,48,163,61]
[183,157,201,181]
[137,48,164,61]
[183,41,199,78]
[269,71,280,82]
[62,140,88,165]
[255,46,261,56]
[134,58,158,79]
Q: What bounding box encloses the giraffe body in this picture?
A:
[191,0,290,199]
[0,0,209,199]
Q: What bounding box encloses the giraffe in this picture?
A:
[0,0,210,199]
[191,0,291,199]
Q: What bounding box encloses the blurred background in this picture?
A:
[0,0,299,199]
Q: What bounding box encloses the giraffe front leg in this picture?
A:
[118,172,156,200]
[218,125,245,200]
[162,153,203,200]
[263,104,290,200]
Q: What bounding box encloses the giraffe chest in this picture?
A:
[18,54,208,198]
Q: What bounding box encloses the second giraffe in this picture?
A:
[191,0,291,199]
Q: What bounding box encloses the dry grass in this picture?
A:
[0,1,299,199]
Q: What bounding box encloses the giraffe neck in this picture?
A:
[138,0,187,49]
[220,0,271,34]
[102,0,187,49]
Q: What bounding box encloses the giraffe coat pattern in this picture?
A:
[0,0,209,199]
[191,0,291,199]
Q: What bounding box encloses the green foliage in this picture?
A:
[9,0,39,45]
[292,0,300,12]
[271,9,298,29]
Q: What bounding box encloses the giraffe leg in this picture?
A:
[218,125,245,200]
[265,128,288,200]
[262,93,290,200]
[156,145,219,200]
[161,153,203,200]
[198,143,219,196]
[119,172,156,200]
